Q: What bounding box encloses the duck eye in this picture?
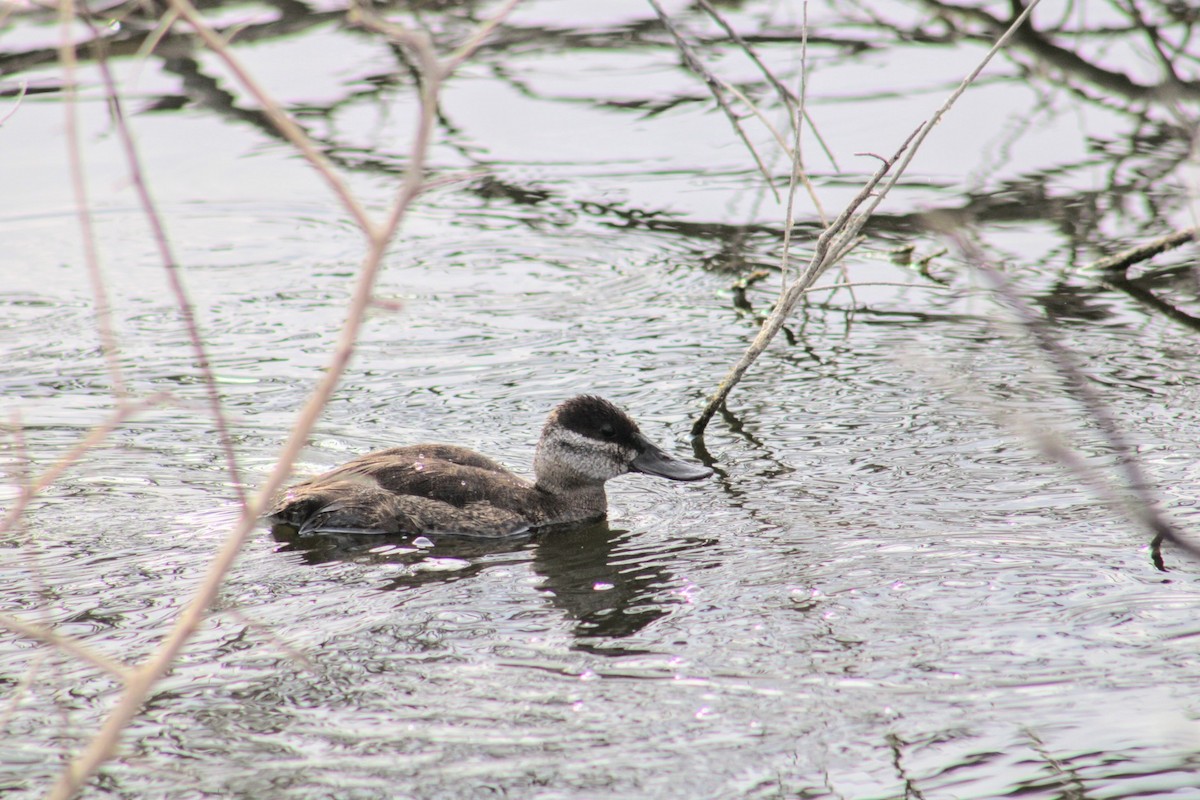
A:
[599,424,616,439]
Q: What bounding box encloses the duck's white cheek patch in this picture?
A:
[554,429,633,481]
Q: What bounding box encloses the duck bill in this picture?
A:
[631,433,712,481]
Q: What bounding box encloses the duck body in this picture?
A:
[269,396,711,537]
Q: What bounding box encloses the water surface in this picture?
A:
[2,1,1200,797]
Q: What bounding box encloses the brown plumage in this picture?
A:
[268,396,712,537]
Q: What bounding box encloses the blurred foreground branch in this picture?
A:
[0,614,132,683]
[44,2,520,797]
[958,238,1200,568]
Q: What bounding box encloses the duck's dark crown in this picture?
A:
[548,395,639,444]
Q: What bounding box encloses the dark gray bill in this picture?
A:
[630,433,712,481]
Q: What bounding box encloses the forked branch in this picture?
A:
[691,132,915,437]
[691,0,1042,437]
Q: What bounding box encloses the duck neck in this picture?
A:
[533,448,608,519]
[534,478,608,523]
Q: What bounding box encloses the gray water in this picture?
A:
[3,1,1200,797]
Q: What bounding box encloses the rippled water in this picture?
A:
[3,1,1200,797]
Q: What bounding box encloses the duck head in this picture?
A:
[534,395,712,491]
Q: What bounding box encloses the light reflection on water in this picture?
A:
[4,0,1200,797]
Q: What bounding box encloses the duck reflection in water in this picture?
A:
[270,520,706,649]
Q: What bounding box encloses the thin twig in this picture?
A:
[803,280,947,294]
[0,615,132,684]
[84,9,246,507]
[0,393,174,535]
[735,278,946,321]
[647,0,780,202]
[694,0,840,172]
[0,79,27,126]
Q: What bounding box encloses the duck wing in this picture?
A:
[343,445,513,475]
[269,445,538,536]
[309,445,534,509]
[273,477,531,537]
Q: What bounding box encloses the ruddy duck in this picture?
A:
[269,395,712,537]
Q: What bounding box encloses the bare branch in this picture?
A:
[692,0,1043,437]
[959,239,1200,565]
[83,9,246,506]
[0,393,174,535]
[0,614,132,684]
[692,132,914,437]
[45,1,522,794]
